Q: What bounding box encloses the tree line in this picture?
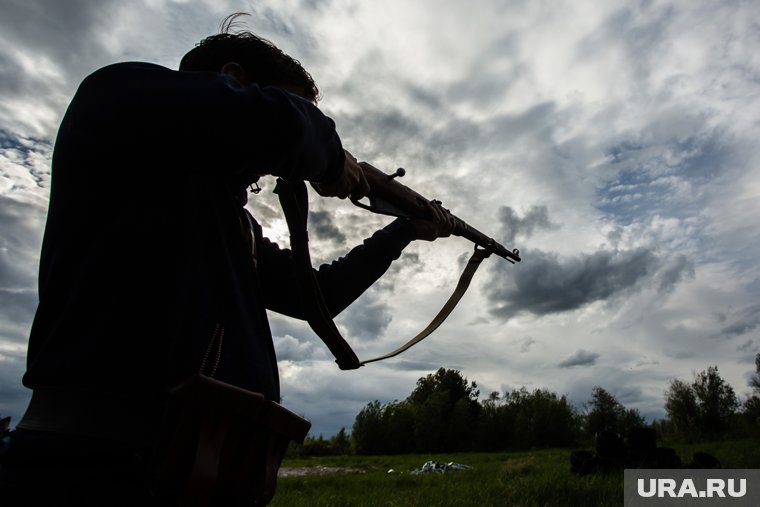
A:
[294,354,760,456]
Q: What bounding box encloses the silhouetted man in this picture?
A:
[0,22,453,505]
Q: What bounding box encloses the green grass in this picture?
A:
[666,439,760,469]
[270,439,760,507]
[273,450,618,506]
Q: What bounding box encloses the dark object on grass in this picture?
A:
[595,430,627,471]
[653,447,681,468]
[570,426,720,474]
[625,427,656,454]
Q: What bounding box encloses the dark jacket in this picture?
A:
[22,62,414,411]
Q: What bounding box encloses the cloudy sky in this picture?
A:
[1,0,759,437]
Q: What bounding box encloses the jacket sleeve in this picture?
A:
[258,219,417,319]
[64,62,343,184]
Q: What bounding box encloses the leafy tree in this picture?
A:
[503,387,580,449]
[478,391,509,451]
[744,396,760,431]
[586,386,644,437]
[751,353,760,391]
[351,400,416,455]
[351,400,384,454]
[301,431,351,456]
[692,366,738,435]
[530,388,581,447]
[742,353,760,433]
[408,368,480,452]
[665,378,699,438]
[352,369,481,454]
[408,368,480,407]
[330,427,351,455]
[380,401,415,454]
[665,365,739,440]
[350,370,586,454]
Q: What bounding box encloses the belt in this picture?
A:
[17,388,163,445]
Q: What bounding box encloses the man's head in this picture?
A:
[180,15,319,102]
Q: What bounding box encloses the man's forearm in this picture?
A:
[315,219,417,316]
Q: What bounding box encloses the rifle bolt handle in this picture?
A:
[388,168,406,179]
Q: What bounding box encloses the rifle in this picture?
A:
[275,162,521,369]
[352,162,521,264]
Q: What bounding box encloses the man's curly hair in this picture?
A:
[179,13,319,102]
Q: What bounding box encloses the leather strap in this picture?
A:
[274,178,491,369]
[275,178,361,370]
[359,245,491,365]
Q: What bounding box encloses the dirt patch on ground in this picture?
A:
[278,466,366,477]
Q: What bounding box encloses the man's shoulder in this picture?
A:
[85,61,170,81]
[73,62,178,101]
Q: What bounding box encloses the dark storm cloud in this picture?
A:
[498,205,558,244]
[335,292,392,342]
[720,304,760,339]
[309,210,347,244]
[737,340,754,353]
[405,83,444,111]
[519,337,536,353]
[664,349,696,360]
[558,349,599,368]
[655,254,694,294]
[486,246,692,320]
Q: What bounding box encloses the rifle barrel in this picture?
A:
[356,162,520,263]
[453,217,521,263]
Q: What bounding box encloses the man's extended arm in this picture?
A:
[257,219,417,320]
[257,194,455,320]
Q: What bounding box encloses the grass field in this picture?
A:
[270,439,760,506]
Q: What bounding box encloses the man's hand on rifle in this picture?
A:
[312,151,454,241]
[311,150,370,200]
[410,199,457,242]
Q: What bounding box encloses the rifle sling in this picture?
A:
[275,178,361,370]
[359,245,490,365]
[274,178,490,370]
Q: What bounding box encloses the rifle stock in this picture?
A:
[352,162,521,264]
